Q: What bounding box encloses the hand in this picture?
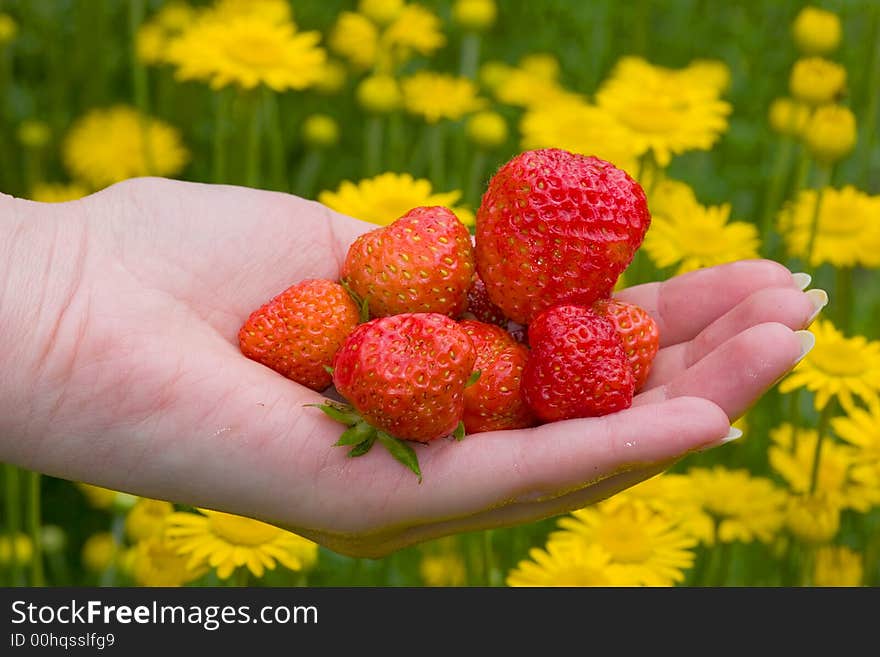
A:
[0,178,820,557]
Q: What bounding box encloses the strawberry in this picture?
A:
[314,313,477,480]
[239,279,360,391]
[475,148,651,324]
[462,274,508,327]
[522,304,635,422]
[341,206,475,319]
[592,298,660,391]
[459,320,536,433]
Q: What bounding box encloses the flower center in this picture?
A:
[808,340,868,377]
[224,36,283,69]
[819,201,862,236]
[596,520,653,563]
[617,96,686,134]
[674,222,728,257]
[208,511,281,546]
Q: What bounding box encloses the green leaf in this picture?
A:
[453,421,466,441]
[377,432,422,482]
[340,279,371,323]
[305,402,360,426]
[335,422,375,446]
[348,435,377,457]
[360,296,370,323]
[465,369,482,388]
[323,365,334,376]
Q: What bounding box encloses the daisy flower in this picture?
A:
[380,4,446,66]
[778,320,880,414]
[131,536,206,587]
[506,541,635,587]
[62,105,189,189]
[164,509,318,580]
[319,172,470,226]
[831,406,880,467]
[596,56,732,166]
[401,72,486,123]
[813,546,863,586]
[551,497,697,586]
[28,183,89,204]
[125,499,175,543]
[789,57,846,106]
[685,467,788,544]
[329,11,379,71]
[784,493,840,544]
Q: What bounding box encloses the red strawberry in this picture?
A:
[239,279,360,391]
[592,298,660,391]
[522,304,634,422]
[475,148,651,324]
[341,206,475,318]
[459,320,536,433]
[463,274,508,327]
[315,313,477,480]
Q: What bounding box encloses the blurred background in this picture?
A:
[1,0,879,587]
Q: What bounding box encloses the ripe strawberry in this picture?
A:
[315,313,477,480]
[592,298,660,391]
[463,274,508,327]
[475,148,651,324]
[239,279,360,391]
[522,305,635,422]
[341,206,475,318]
[459,320,536,433]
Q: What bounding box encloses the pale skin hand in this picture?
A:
[0,178,819,558]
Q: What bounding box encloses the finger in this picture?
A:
[614,259,799,347]
[643,286,826,390]
[634,322,810,419]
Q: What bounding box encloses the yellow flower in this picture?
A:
[685,467,788,544]
[768,97,811,137]
[784,493,840,544]
[0,13,18,44]
[28,182,89,204]
[792,6,842,55]
[778,186,880,268]
[465,110,507,149]
[492,63,573,109]
[164,509,318,580]
[302,114,340,149]
[452,0,497,32]
[596,56,732,166]
[519,52,561,81]
[813,546,863,586]
[643,184,760,274]
[778,320,880,414]
[551,497,697,586]
[381,4,446,66]
[402,72,486,123]
[62,105,189,189]
[131,536,206,587]
[313,59,348,95]
[355,74,402,114]
[358,0,404,26]
[125,499,175,543]
[319,172,467,226]
[211,0,293,24]
[17,120,50,148]
[803,104,857,165]
[329,11,379,71]
[137,1,196,66]
[478,60,512,92]
[789,57,846,106]
[81,532,121,573]
[167,11,325,91]
[419,552,467,586]
[684,58,732,95]
[75,482,138,511]
[831,405,880,467]
[0,534,33,566]
[519,96,640,176]
[506,541,635,587]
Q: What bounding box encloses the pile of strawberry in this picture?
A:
[238,148,657,480]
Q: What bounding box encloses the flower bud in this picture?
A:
[356,74,402,114]
[302,114,340,149]
[768,97,810,137]
[804,104,856,165]
[792,6,841,55]
[452,0,497,32]
[358,0,404,26]
[789,57,846,106]
[465,111,508,149]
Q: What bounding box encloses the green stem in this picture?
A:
[245,93,263,188]
[788,389,801,453]
[388,112,405,172]
[293,149,324,199]
[128,0,154,176]
[805,166,831,267]
[264,88,286,191]
[428,123,445,190]
[861,7,880,187]
[27,472,44,586]
[481,530,496,586]
[212,89,229,184]
[99,513,126,587]
[834,267,853,331]
[365,116,383,176]
[459,33,481,80]
[466,150,488,208]
[760,136,794,254]
[808,404,834,495]
[4,464,22,585]
[792,147,812,197]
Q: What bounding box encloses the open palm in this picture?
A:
[4,178,819,557]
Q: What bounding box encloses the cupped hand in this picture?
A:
[0,178,821,557]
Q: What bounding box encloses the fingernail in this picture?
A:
[792,272,812,290]
[794,330,816,363]
[720,427,743,444]
[805,288,829,324]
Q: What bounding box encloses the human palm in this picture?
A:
[3,178,818,557]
